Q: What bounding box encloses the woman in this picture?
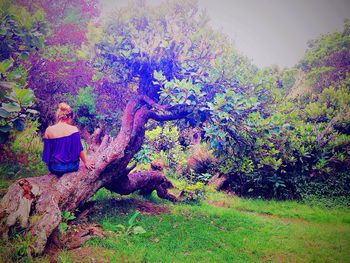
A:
[42,102,94,176]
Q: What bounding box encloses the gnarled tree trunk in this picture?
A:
[0,96,188,255]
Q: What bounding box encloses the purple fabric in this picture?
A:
[42,132,83,165]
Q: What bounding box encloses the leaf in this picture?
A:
[92,72,103,81]
[13,118,25,131]
[0,59,13,73]
[116,224,126,230]
[58,223,68,234]
[27,109,39,114]
[61,211,69,219]
[0,131,9,144]
[0,108,10,118]
[20,52,29,60]
[133,226,146,235]
[128,211,140,226]
[272,127,280,133]
[0,82,14,91]
[12,88,34,106]
[2,102,20,112]
[0,124,11,132]
[67,214,76,221]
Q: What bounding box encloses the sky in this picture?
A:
[99,0,350,68]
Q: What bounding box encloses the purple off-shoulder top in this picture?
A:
[42,132,83,165]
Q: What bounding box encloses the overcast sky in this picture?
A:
[100,0,350,68]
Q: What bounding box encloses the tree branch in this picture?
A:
[148,109,191,122]
[138,95,171,111]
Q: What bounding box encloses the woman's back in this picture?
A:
[44,122,79,139]
[42,123,83,166]
[42,102,94,175]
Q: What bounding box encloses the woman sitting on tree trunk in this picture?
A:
[42,102,94,176]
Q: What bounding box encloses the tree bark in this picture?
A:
[0,95,189,255]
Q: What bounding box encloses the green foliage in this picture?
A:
[156,73,206,106]
[0,87,37,143]
[56,251,74,263]
[0,0,44,143]
[59,211,76,234]
[0,232,32,262]
[13,233,31,261]
[281,68,298,90]
[293,170,350,206]
[152,19,350,200]
[298,21,350,92]
[187,144,216,183]
[68,86,98,132]
[83,191,350,262]
[10,119,47,175]
[304,86,350,122]
[133,144,156,165]
[144,123,186,169]
[0,1,46,62]
[300,28,350,70]
[177,181,206,203]
[103,211,146,238]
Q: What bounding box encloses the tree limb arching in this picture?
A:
[0,95,190,255]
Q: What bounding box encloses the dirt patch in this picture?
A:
[206,199,232,208]
[136,201,170,215]
[261,253,298,263]
[79,198,171,218]
[278,216,310,224]
[66,246,110,263]
[236,207,272,215]
[236,207,309,224]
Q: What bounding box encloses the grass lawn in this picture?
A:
[0,171,349,263]
[49,189,350,263]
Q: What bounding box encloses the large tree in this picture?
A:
[0,0,222,254]
[0,0,272,253]
[0,95,189,254]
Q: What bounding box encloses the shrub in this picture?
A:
[294,170,350,206]
[68,86,98,133]
[10,119,47,176]
[187,144,217,183]
[187,144,216,174]
[145,123,187,170]
[178,182,206,203]
[133,144,157,165]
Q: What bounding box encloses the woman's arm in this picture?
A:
[79,151,95,170]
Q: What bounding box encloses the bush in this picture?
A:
[178,181,206,203]
[187,144,217,183]
[10,119,47,176]
[68,86,98,133]
[187,144,216,174]
[294,170,350,205]
[145,123,187,170]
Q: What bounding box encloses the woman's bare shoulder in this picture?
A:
[68,125,79,134]
[44,124,79,139]
[71,125,79,132]
[44,126,53,138]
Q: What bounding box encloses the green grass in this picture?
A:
[51,188,350,263]
[1,184,349,262]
